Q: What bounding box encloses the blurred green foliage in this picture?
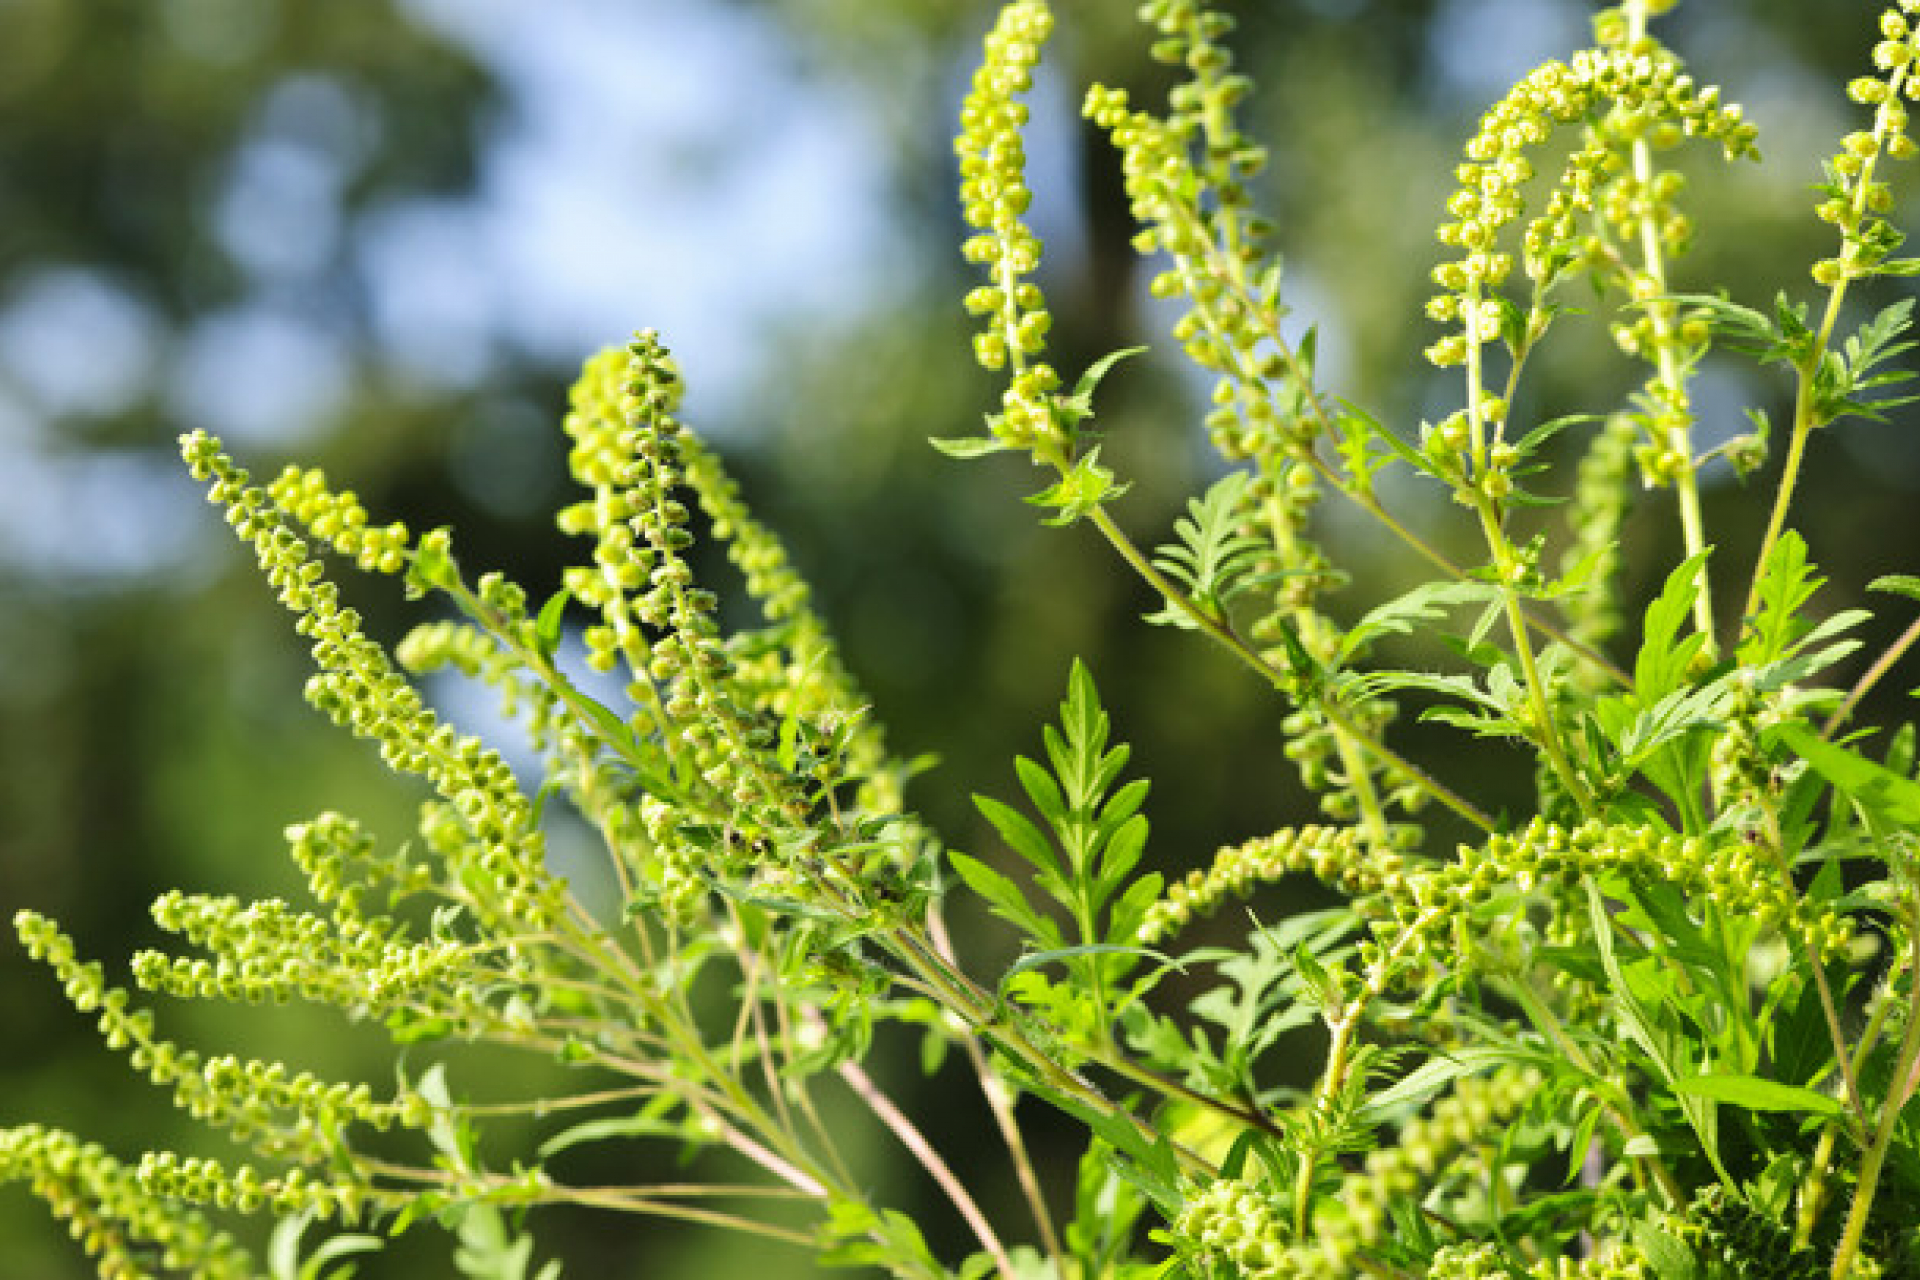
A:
[3,1,1917,1276]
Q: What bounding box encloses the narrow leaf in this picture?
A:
[533,587,571,661]
[1672,1074,1844,1117]
[973,794,1063,882]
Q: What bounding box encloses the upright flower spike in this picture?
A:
[1086,0,1278,464]
[679,432,910,822]
[1083,0,1435,838]
[957,0,1062,454]
[180,430,562,941]
[1815,4,1920,286]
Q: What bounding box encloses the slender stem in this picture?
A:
[1744,377,1820,627]
[838,1055,1019,1280]
[879,917,1219,1177]
[1342,482,1630,688]
[1803,944,1916,1245]
[356,1157,822,1246]
[928,908,1066,1267]
[1471,498,1598,819]
[1294,906,1443,1237]
[1829,921,1920,1279]
[1254,491,1393,847]
[1796,1125,1841,1250]
[1625,0,1715,649]
[1746,54,1913,625]
[1823,611,1920,737]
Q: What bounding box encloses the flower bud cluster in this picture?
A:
[1081,1,1411,831]
[286,810,436,918]
[137,1150,376,1223]
[1814,5,1920,285]
[619,336,814,825]
[1426,1242,1648,1280]
[1237,460,1341,630]
[266,464,412,576]
[1377,819,1852,988]
[1277,692,1410,824]
[679,435,904,821]
[133,890,483,1027]
[554,338,898,929]
[1427,1244,1514,1280]
[1673,1186,1823,1280]
[558,341,771,817]
[396,618,561,763]
[1329,1067,1542,1259]
[1428,48,1755,370]
[557,343,673,680]
[957,0,1062,452]
[638,795,711,927]
[17,909,419,1168]
[1705,673,1787,807]
[1171,1177,1297,1279]
[180,431,561,939]
[0,1124,257,1279]
[560,345,793,902]
[1559,413,1639,656]
[1136,825,1390,945]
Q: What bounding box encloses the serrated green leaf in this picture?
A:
[1028,447,1129,525]
[1094,814,1149,900]
[1070,346,1149,404]
[1338,580,1496,667]
[1355,1047,1543,1124]
[1637,549,1712,700]
[1145,470,1264,628]
[1512,411,1598,458]
[1634,1220,1698,1280]
[1107,870,1164,944]
[1741,531,1820,665]
[537,1103,695,1160]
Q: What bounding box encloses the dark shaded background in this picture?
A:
[4,1,1918,1275]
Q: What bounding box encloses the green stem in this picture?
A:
[1745,376,1821,628]
[1829,921,1920,1279]
[1746,51,1912,626]
[838,1055,1020,1280]
[1254,490,1394,848]
[1471,498,1598,820]
[1625,0,1716,649]
[1755,802,1868,1128]
[879,918,1217,1175]
[927,908,1066,1269]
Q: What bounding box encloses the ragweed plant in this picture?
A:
[12,1,1920,1278]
